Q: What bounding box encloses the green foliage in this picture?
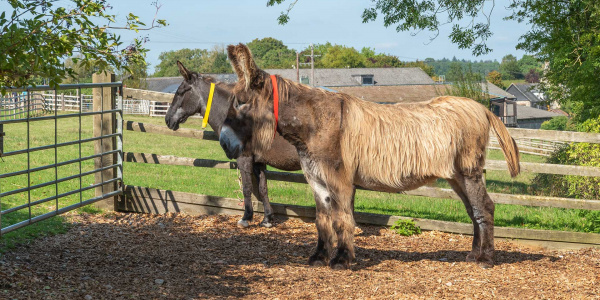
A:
[540,116,576,131]
[486,70,504,89]
[514,0,600,123]
[122,58,148,89]
[320,44,366,68]
[247,37,296,69]
[153,46,229,77]
[446,63,489,107]
[518,55,542,74]
[500,55,522,80]
[0,0,166,91]
[424,57,499,78]
[533,116,600,202]
[390,219,421,236]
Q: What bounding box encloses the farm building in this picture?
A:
[506,83,559,109]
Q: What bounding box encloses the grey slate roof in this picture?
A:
[506,83,542,103]
[506,104,564,120]
[145,67,434,93]
[480,82,515,99]
[264,67,435,86]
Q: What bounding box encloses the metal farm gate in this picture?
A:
[0,74,123,235]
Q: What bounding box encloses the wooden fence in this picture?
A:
[117,88,600,250]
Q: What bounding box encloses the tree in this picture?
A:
[153,48,208,77]
[63,55,96,84]
[403,61,434,77]
[524,69,540,83]
[121,58,148,89]
[486,70,504,89]
[518,55,541,74]
[517,0,600,123]
[247,37,296,69]
[499,55,522,80]
[320,45,366,68]
[1,0,166,91]
[446,63,489,107]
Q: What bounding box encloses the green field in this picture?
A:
[1,114,599,251]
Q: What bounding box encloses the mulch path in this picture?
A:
[1,212,599,299]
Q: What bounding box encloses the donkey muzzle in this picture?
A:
[219,126,243,159]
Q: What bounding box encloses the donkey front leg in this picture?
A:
[236,156,255,228]
[253,162,274,228]
[329,184,356,270]
[306,179,335,267]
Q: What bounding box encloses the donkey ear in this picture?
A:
[233,43,260,91]
[177,61,192,81]
[227,45,244,79]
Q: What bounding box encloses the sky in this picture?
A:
[3,0,533,74]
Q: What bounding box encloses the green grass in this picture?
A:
[2,114,599,252]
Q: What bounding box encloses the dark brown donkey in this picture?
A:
[165,61,301,228]
[219,44,521,270]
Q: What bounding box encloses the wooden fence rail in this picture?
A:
[124,151,600,211]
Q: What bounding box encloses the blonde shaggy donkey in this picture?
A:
[219,43,520,270]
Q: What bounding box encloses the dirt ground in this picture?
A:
[1,212,599,299]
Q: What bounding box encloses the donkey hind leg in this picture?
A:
[236,156,255,228]
[447,178,480,262]
[329,184,356,270]
[307,179,335,267]
[461,174,496,268]
[253,163,274,228]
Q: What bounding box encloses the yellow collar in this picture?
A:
[201,83,216,129]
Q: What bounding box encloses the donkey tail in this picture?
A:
[485,110,521,177]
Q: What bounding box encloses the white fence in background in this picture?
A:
[41,93,93,112]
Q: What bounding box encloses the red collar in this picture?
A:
[270,75,279,136]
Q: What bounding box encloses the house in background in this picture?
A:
[506,83,559,109]
[498,102,564,129]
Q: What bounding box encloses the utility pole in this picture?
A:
[296,51,300,83]
[311,45,314,86]
[300,44,320,86]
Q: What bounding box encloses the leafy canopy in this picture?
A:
[0,0,166,91]
[153,46,230,77]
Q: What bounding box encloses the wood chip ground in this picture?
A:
[1,213,599,299]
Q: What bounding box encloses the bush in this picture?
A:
[390,219,422,236]
[540,116,576,131]
[532,117,600,200]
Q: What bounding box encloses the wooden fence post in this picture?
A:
[61,93,65,112]
[93,72,117,211]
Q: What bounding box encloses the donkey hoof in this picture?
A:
[308,259,327,267]
[259,221,273,228]
[237,219,250,228]
[466,252,478,262]
[329,257,351,270]
[308,254,327,267]
[476,257,494,269]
